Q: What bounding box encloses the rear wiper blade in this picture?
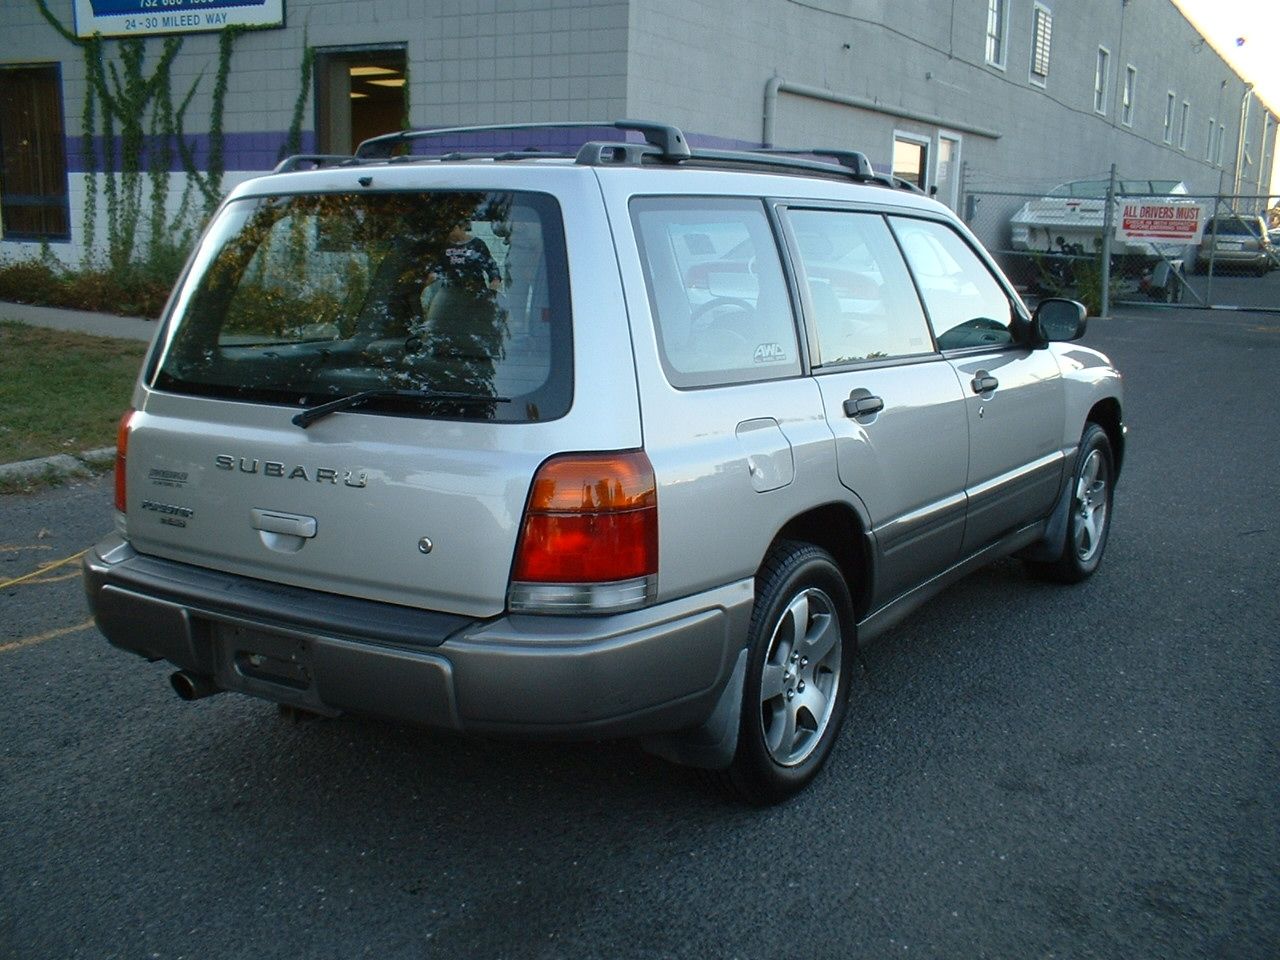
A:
[292,387,510,428]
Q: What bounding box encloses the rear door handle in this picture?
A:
[971,372,999,394]
[843,390,885,418]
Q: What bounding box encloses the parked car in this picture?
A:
[1193,214,1274,275]
[84,121,1125,804]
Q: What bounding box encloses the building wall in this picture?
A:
[0,0,1274,265]
[627,0,1270,195]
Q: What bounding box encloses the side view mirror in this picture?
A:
[1032,298,1087,343]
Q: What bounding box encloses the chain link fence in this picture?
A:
[961,176,1279,315]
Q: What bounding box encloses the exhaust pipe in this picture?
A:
[170,670,221,701]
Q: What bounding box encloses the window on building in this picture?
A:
[893,135,929,190]
[1179,100,1191,151]
[1163,92,1176,144]
[0,64,70,241]
[1094,48,1110,115]
[1121,66,1136,127]
[1206,118,1215,161]
[1030,4,1052,86]
[1215,123,1225,165]
[986,0,1008,69]
[315,46,408,155]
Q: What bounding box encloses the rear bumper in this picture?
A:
[83,536,753,740]
[1201,249,1269,267]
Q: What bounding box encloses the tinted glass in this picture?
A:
[1207,217,1261,237]
[631,197,800,388]
[786,209,933,364]
[890,217,1014,351]
[153,191,571,422]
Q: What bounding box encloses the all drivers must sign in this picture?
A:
[1116,199,1207,244]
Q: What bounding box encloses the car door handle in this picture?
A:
[971,372,999,394]
[843,391,885,418]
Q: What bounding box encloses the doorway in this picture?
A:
[892,133,930,190]
[935,133,962,209]
[315,47,407,154]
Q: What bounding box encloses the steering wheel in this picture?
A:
[689,296,755,330]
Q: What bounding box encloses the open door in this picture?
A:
[315,47,407,154]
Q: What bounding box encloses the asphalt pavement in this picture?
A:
[1,302,1277,959]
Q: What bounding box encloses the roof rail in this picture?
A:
[756,148,924,192]
[272,154,356,174]
[755,147,874,178]
[333,118,916,191]
[353,119,691,161]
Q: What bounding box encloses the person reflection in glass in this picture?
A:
[425,219,502,295]
[416,218,506,415]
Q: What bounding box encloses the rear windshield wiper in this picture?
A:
[292,387,511,428]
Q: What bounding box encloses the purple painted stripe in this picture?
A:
[63,127,759,172]
[66,130,316,174]
[63,126,893,176]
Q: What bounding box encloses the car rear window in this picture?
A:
[152,190,572,422]
[1206,218,1261,237]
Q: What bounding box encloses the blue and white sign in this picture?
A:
[73,0,284,38]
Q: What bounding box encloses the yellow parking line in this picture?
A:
[0,544,53,552]
[24,570,83,586]
[0,549,88,590]
[0,618,97,654]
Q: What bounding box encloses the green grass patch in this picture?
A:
[0,321,145,464]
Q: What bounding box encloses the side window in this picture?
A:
[631,197,800,388]
[889,217,1015,351]
[785,209,934,364]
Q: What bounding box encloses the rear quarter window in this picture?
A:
[630,197,801,389]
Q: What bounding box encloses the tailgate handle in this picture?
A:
[251,509,318,539]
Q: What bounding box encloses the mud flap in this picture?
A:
[1016,457,1076,563]
[638,647,747,770]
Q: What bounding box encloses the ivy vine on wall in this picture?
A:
[32,2,313,280]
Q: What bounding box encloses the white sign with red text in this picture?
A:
[1116,199,1207,244]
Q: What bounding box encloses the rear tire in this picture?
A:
[717,541,856,805]
[1026,423,1114,584]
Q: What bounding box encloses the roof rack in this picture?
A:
[754,147,875,178]
[272,154,356,174]
[353,119,690,161]
[284,119,917,192]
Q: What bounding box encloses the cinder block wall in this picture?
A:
[1,0,1272,265]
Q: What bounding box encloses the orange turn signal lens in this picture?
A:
[114,409,134,512]
[526,452,657,513]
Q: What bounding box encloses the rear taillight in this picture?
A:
[114,409,135,513]
[509,451,658,614]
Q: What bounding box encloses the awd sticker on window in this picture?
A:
[753,343,789,364]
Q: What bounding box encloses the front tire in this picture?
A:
[1027,423,1114,583]
[718,541,856,805]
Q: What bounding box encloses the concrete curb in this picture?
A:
[0,448,115,486]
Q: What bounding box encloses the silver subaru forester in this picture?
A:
[85,121,1124,804]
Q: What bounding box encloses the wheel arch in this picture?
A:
[770,502,872,620]
[1087,397,1125,478]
